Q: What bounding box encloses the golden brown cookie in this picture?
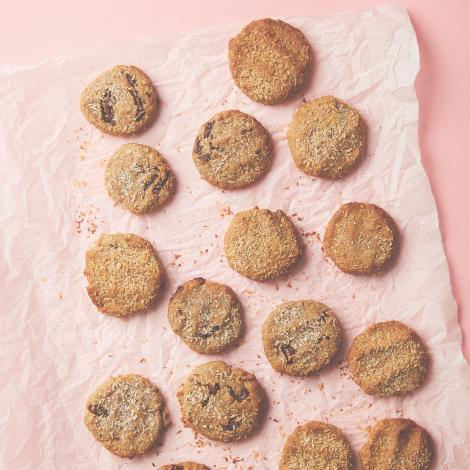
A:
[84,374,166,458]
[280,421,353,470]
[228,19,312,105]
[192,110,272,189]
[288,96,365,179]
[360,418,433,470]
[159,464,210,470]
[168,277,243,354]
[80,65,157,136]
[224,208,302,281]
[178,361,265,442]
[84,233,162,317]
[348,321,429,397]
[105,143,176,214]
[262,300,342,377]
[323,202,399,275]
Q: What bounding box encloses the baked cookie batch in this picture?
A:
[80,18,434,469]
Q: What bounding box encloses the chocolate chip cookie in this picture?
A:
[159,464,210,470]
[178,361,265,442]
[105,143,176,214]
[229,19,312,105]
[192,110,272,189]
[288,96,365,179]
[84,374,166,458]
[262,300,342,376]
[224,208,302,281]
[80,65,157,136]
[280,421,353,470]
[168,278,243,354]
[84,233,162,317]
[323,202,399,275]
[348,321,429,397]
[360,418,433,470]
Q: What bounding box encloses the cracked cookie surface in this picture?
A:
[280,421,353,470]
[159,463,210,470]
[360,418,433,470]
[192,110,272,189]
[84,233,162,317]
[178,361,265,442]
[80,65,157,136]
[229,19,312,105]
[348,321,429,397]
[224,207,302,281]
[323,202,399,275]
[262,300,342,376]
[288,96,365,178]
[84,374,166,458]
[168,278,242,354]
[105,143,175,214]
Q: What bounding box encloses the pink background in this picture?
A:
[1,0,469,360]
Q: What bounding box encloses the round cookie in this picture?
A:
[84,233,162,317]
[178,361,265,442]
[288,96,365,179]
[323,202,399,275]
[224,208,302,281]
[159,464,210,470]
[348,321,429,397]
[360,418,433,470]
[80,65,157,136]
[192,110,272,189]
[105,143,176,214]
[168,278,243,354]
[280,421,353,470]
[228,19,312,105]
[84,374,166,458]
[262,300,342,377]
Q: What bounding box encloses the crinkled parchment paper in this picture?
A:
[1,4,470,469]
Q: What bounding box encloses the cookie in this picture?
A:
[80,65,157,136]
[105,143,176,214]
[84,233,162,317]
[323,202,399,275]
[224,208,302,281]
[84,374,166,458]
[192,110,272,189]
[348,321,429,397]
[229,19,312,105]
[280,421,353,470]
[168,278,243,354]
[262,300,342,376]
[159,464,210,470]
[178,361,265,442]
[360,418,433,470]
[288,96,365,179]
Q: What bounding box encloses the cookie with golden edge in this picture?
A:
[105,143,175,214]
[192,110,272,189]
[262,300,342,376]
[280,421,353,470]
[159,464,210,470]
[84,374,167,458]
[360,418,433,470]
[228,19,312,105]
[84,233,163,317]
[80,65,157,136]
[348,321,429,397]
[178,361,265,442]
[224,207,302,281]
[288,95,365,178]
[323,202,399,275]
[168,277,243,354]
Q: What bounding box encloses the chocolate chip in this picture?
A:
[100,89,116,125]
[88,404,109,417]
[203,121,213,138]
[197,325,220,339]
[229,387,249,401]
[151,172,170,196]
[125,73,145,122]
[193,137,211,161]
[194,277,206,283]
[208,383,220,395]
[279,343,295,364]
[222,418,239,432]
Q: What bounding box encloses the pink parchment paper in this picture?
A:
[1,5,469,469]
